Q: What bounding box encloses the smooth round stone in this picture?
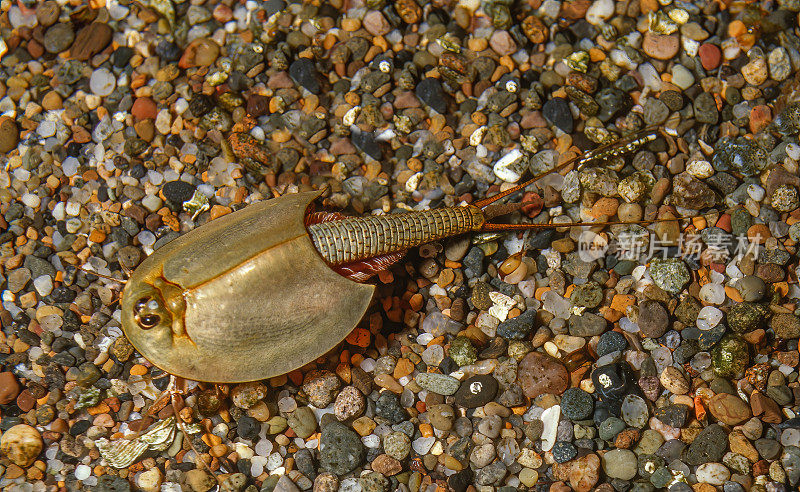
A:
[0,117,20,154]
[699,283,725,305]
[0,424,43,467]
[598,417,626,441]
[44,23,75,53]
[585,0,614,24]
[621,395,649,428]
[602,449,637,480]
[696,306,723,330]
[517,352,569,398]
[560,388,594,421]
[638,300,669,338]
[90,68,116,96]
[695,462,731,485]
[454,375,498,408]
[736,276,766,302]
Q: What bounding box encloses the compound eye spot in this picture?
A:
[138,314,161,329]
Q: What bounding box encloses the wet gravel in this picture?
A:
[3,0,800,491]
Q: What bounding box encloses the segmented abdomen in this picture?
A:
[308,207,485,265]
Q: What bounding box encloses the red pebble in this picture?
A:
[698,43,721,71]
[521,192,544,218]
[715,213,732,233]
[131,97,157,121]
[750,105,773,133]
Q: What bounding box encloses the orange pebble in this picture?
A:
[129,364,148,376]
[610,294,635,312]
[419,423,434,438]
[725,285,744,303]
[346,327,371,348]
[393,358,414,379]
[692,216,707,230]
[534,287,551,300]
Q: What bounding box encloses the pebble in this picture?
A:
[0,424,42,467]
[517,352,569,398]
[454,374,498,408]
[602,449,637,480]
[90,68,116,97]
[0,116,19,153]
[561,388,593,421]
[320,422,364,475]
[638,300,669,338]
[415,372,460,396]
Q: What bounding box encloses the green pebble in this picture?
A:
[727,302,768,333]
[649,258,690,294]
[712,334,749,378]
[449,336,477,366]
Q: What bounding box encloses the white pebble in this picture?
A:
[786,143,800,161]
[493,149,525,183]
[74,464,91,481]
[141,194,163,213]
[671,65,695,90]
[155,109,172,134]
[638,63,663,92]
[412,436,435,454]
[539,404,560,452]
[747,184,766,201]
[254,439,273,456]
[90,68,116,97]
[698,283,725,305]
[174,98,189,114]
[686,160,713,179]
[137,230,156,247]
[34,276,53,297]
[37,121,56,138]
[585,0,614,24]
[359,358,376,373]
[21,193,41,208]
[697,306,723,330]
[65,201,81,216]
[13,167,31,182]
[62,157,80,177]
[695,463,730,486]
[362,435,381,448]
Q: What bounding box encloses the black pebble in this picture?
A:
[162,180,196,205]
[351,129,382,160]
[70,419,91,436]
[596,331,627,357]
[289,58,320,94]
[591,363,636,415]
[542,97,573,133]
[155,40,182,62]
[236,416,260,441]
[111,47,134,68]
[454,374,498,408]
[552,441,578,463]
[416,78,447,114]
[375,392,408,424]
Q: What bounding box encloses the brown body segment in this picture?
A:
[308,206,485,264]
